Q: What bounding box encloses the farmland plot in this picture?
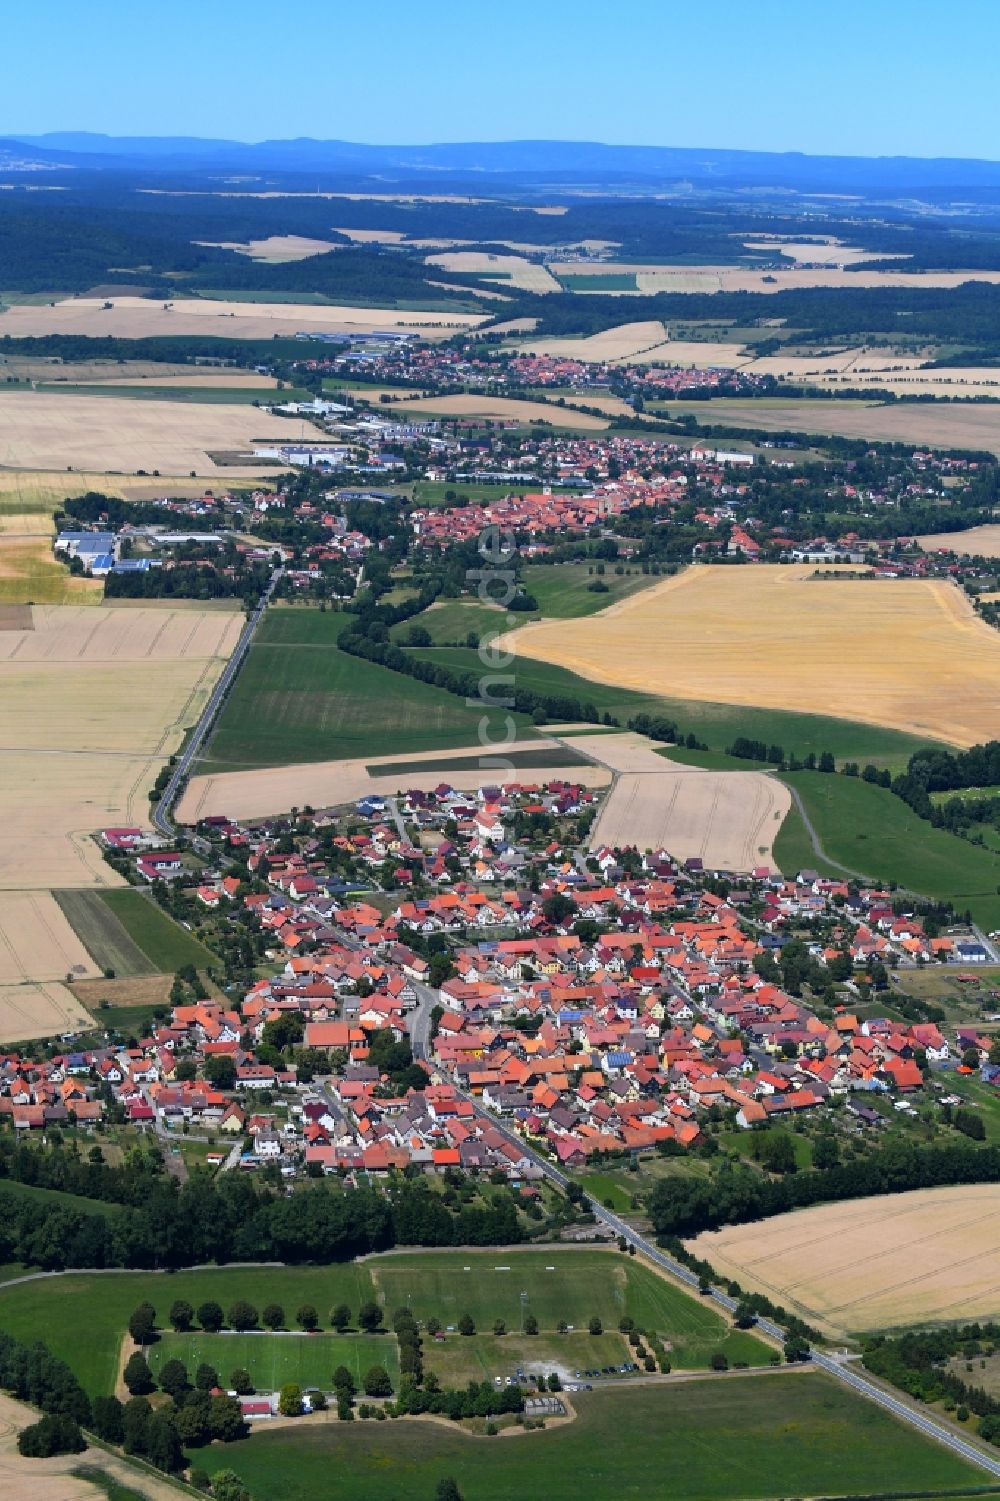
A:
[0,389,296,473]
[689,1185,1000,1336]
[0,604,239,891]
[0,295,485,342]
[502,565,1000,749]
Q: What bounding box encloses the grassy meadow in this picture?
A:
[771,797,845,879]
[520,563,659,618]
[777,770,1000,927]
[54,889,158,977]
[0,1250,763,1397]
[201,607,536,770]
[388,598,508,644]
[231,1374,982,1501]
[96,888,218,971]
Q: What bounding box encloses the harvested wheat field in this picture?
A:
[197,234,341,261]
[590,769,788,870]
[0,891,99,983]
[332,226,409,243]
[0,604,240,889]
[638,266,1000,294]
[741,236,906,265]
[0,295,485,342]
[531,391,635,417]
[426,251,562,294]
[625,338,751,368]
[501,564,1000,748]
[734,345,1000,400]
[335,384,428,404]
[798,367,1000,399]
[658,397,1000,457]
[179,743,610,824]
[917,525,1000,557]
[0,389,298,474]
[516,321,749,368]
[741,348,928,379]
[0,1389,184,1501]
[83,370,282,389]
[386,393,607,429]
[553,732,788,871]
[0,982,92,1042]
[570,263,1000,295]
[517,320,668,362]
[688,1185,1000,1336]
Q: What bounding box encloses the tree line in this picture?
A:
[0,1328,91,1456]
[340,626,611,729]
[888,739,1000,838]
[863,1323,1000,1447]
[0,1160,525,1272]
[648,1140,1000,1239]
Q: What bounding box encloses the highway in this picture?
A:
[272,879,1000,1471]
[148,614,1000,1475]
[151,567,282,840]
[429,1071,1000,1477]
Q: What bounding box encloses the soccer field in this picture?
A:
[148,1331,399,1392]
[0,1249,761,1395]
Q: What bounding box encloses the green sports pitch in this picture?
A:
[0,1248,766,1395]
[148,1331,398,1392]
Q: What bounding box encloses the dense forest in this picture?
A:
[8,178,1000,351]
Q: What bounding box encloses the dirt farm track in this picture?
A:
[688,1185,1000,1337]
[555,733,789,873]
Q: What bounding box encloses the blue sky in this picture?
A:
[4,0,999,160]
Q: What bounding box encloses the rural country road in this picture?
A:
[134,583,1000,1474]
[436,1079,1000,1478]
[152,565,282,840]
[770,776,868,880]
[776,780,1000,958]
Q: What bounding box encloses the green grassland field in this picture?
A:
[408,645,937,770]
[231,1373,984,1501]
[54,889,159,977]
[148,1331,399,1392]
[200,607,539,771]
[92,888,218,971]
[776,770,1000,929]
[0,1249,767,1397]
